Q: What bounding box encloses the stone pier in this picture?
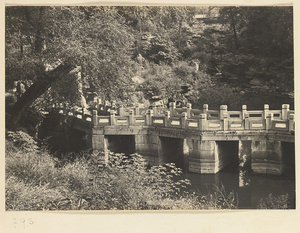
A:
[187,140,219,173]
[135,134,160,165]
[251,140,283,175]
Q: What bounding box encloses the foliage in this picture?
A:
[215,7,293,92]
[198,184,239,209]
[6,130,39,152]
[188,84,243,110]
[257,193,289,209]
[5,131,239,210]
[5,6,135,129]
[5,6,294,131]
[84,152,193,210]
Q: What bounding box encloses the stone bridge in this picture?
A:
[54,103,295,175]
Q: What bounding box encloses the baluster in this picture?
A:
[110,110,115,125]
[165,111,170,127]
[289,114,295,132]
[152,106,158,116]
[203,104,208,114]
[182,112,187,129]
[242,105,247,119]
[146,109,153,126]
[135,105,140,115]
[119,105,125,116]
[129,109,134,125]
[220,105,228,120]
[264,104,269,119]
[187,103,192,118]
[199,113,207,131]
[169,102,176,117]
[266,113,273,130]
[282,104,290,120]
[92,110,98,126]
[244,113,249,130]
[223,113,228,130]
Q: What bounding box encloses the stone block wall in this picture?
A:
[251,140,282,175]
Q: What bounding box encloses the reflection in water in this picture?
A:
[184,168,295,209]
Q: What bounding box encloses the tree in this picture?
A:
[6,6,134,129]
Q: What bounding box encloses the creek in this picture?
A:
[184,167,295,209]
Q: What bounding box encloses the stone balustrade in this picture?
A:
[57,103,295,133]
[48,102,295,175]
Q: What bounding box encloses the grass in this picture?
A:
[7,130,280,211]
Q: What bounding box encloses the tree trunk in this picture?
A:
[7,62,75,130]
[230,9,239,49]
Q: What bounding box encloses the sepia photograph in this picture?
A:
[4,3,295,213]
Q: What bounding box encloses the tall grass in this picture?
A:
[6,130,240,210]
[257,194,289,209]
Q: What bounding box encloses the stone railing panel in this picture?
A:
[173,108,187,117]
[133,116,147,126]
[190,109,203,118]
[207,110,219,120]
[114,116,130,125]
[155,107,169,116]
[186,119,200,130]
[271,120,289,131]
[152,116,165,126]
[247,110,264,119]
[168,117,182,128]
[207,119,222,130]
[228,120,244,130]
[97,116,110,125]
[83,114,92,122]
[269,110,282,119]
[227,111,243,120]
[249,120,266,130]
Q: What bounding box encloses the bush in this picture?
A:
[81,152,193,210]
[189,84,243,110]
[6,177,66,211]
[257,193,289,209]
[5,131,239,210]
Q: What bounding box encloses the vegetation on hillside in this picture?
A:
[5,6,294,131]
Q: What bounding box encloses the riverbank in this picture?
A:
[5,130,290,210]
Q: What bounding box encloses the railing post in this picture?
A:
[244,113,249,130]
[169,102,176,117]
[118,105,125,116]
[220,105,228,120]
[199,113,207,131]
[289,114,295,132]
[242,105,247,119]
[223,113,228,130]
[110,110,115,125]
[146,109,153,126]
[135,105,140,115]
[282,104,290,120]
[129,109,134,125]
[264,104,269,119]
[187,103,192,118]
[92,110,98,126]
[181,112,187,129]
[203,104,208,114]
[165,111,170,127]
[266,113,273,130]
